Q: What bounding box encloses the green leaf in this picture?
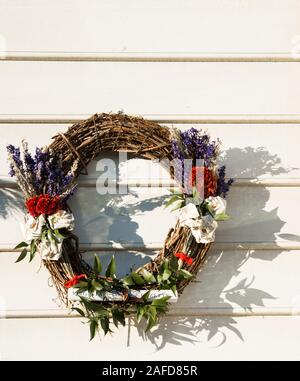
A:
[89,320,98,341]
[15,248,27,263]
[170,200,185,211]
[145,315,157,332]
[87,279,95,295]
[169,255,179,271]
[74,286,89,295]
[151,296,171,306]
[14,241,29,250]
[112,313,119,328]
[29,252,35,262]
[139,269,156,284]
[72,307,86,317]
[112,309,125,328]
[93,255,102,274]
[100,317,110,335]
[47,228,60,243]
[41,229,47,241]
[164,194,183,209]
[179,269,193,279]
[29,240,36,262]
[122,275,135,286]
[162,259,169,271]
[192,186,201,205]
[91,279,103,291]
[47,229,53,242]
[136,306,145,323]
[162,269,171,281]
[159,283,171,291]
[171,284,177,296]
[80,297,109,315]
[204,203,215,217]
[215,213,231,221]
[157,274,163,284]
[142,290,151,302]
[73,281,89,289]
[105,255,116,278]
[148,306,157,321]
[131,272,145,286]
[54,229,68,239]
[155,305,168,314]
[152,302,169,314]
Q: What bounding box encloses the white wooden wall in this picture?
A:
[0,0,300,360]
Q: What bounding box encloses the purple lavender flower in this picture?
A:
[216,165,234,198]
[179,128,219,166]
[171,128,220,189]
[171,128,234,198]
[7,143,77,199]
[6,145,23,177]
[7,145,22,165]
[24,152,35,173]
[8,168,15,177]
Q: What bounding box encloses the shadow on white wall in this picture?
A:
[1,145,299,348]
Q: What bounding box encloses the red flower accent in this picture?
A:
[64,274,87,289]
[187,166,217,198]
[26,194,61,217]
[175,252,194,265]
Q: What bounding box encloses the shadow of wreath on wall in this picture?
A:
[78,145,299,349]
[128,146,299,350]
[1,144,299,347]
[0,188,24,219]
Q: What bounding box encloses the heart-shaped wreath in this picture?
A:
[7,113,233,339]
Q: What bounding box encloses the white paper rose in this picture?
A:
[48,210,75,231]
[178,204,218,243]
[195,215,218,244]
[24,214,46,242]
[205,196,227,216]
[178,203,200,225]
[38,236,63,261]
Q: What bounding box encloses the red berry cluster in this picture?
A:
[26,194,61,218]
[175,252,193,265]
[65,274,87,289]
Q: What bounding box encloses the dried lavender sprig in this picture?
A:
[178,127,221,166]
[7,142,78,200]
[170,127,221,188]
[7,152,36,198]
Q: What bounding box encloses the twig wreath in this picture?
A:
[7,112,233,339]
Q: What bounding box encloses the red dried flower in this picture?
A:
[65,274,87,289]
[175,252,193,265]
[26,196,39,218]
[26,194,61,217]
[187,166,217,198]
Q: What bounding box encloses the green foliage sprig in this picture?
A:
[71,255,193,340]
[14,226,71,263]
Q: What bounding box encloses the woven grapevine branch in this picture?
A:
[7,112,233,339]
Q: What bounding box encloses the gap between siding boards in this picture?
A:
[2,307,299,319]
[1,52,300,62]
[0,114,300,124]
[1,178,300,188]
[1,242,300,252]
